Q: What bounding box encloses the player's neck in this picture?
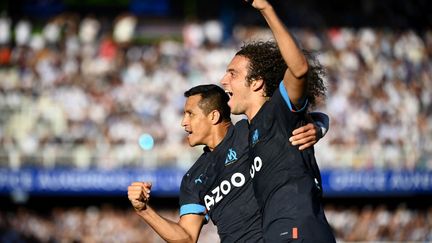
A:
[246,95,267,122]
[207,122,231,151]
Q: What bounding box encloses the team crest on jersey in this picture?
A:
[225,148,237,165]
[251,129,259,146]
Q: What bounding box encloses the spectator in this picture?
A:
[0,15,430,171]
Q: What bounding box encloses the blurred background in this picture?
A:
[0,0,431,242]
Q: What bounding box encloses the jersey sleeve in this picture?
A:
[278,81,308,112]
[178,169,209,221]
[256,81,309,139]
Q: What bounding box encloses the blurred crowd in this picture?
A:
[326,204,432,242]
[314,28,432,171]
[0,13,431,170]
[0,206,218,243]
[1,204,431,242]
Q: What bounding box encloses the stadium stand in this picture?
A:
[0,18,430,171]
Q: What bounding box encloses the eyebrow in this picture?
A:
[227,68,236,73]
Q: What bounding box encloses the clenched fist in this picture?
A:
[128,182,152,212]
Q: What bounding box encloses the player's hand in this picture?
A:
[128,182,152,212]
[289,123,318,150]
[244,0,271,11]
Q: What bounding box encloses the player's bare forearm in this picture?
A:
[136,207,200,243]
[128,182,203,243]
[249,0,308,105]
[260,3,307,77]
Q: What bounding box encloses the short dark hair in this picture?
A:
[236,40,326,108]
[184,84,231,122]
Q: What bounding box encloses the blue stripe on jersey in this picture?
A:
[279,81,308,112]
[179,204,209,221]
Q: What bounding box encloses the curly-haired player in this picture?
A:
[221,0,336,242]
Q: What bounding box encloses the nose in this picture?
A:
[181,115,188,127]
[220,78,228,88]
[220,73,229,86]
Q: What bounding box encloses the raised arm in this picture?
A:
[128,182,205,243]
[249,0,308,107]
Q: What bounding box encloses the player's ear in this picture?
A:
[251,78,264,92]
[209,110,221,125]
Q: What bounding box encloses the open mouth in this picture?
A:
[225,90,233,99]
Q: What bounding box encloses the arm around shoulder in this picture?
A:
[309,112,330,138]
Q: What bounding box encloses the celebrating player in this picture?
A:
[220,0,336,242]
[128,84,329,242]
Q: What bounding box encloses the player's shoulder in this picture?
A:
[180,152,216,195]
[230,119,249,149]
[234,119,249,131]
[183,152,210,179]
[274,81,308,113]
[269,83,287,109]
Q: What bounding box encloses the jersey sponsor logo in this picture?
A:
[224,148,238,165]
[251,129,259,146]
[250,156,262,178]
[204,172,246,211]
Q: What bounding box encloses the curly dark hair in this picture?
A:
[235,40,326,108]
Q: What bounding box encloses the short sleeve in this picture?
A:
[279,81,308,112]
[178,172,209,221]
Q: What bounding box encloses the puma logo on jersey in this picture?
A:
[195,174,206,184]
